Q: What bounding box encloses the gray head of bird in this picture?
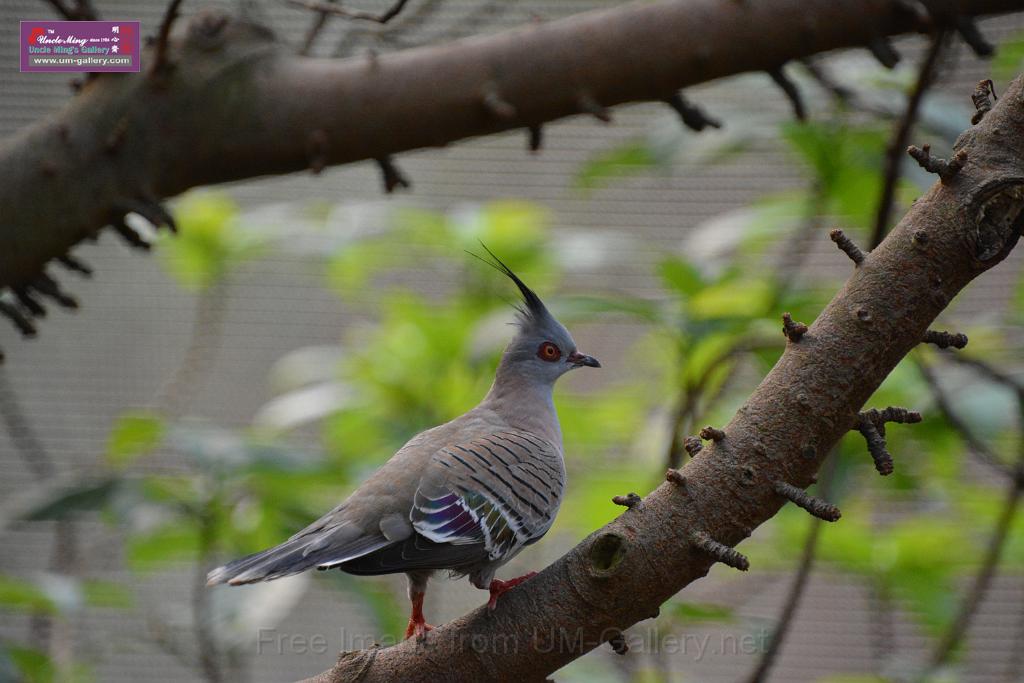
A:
[480,248,600,388]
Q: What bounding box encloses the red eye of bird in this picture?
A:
[537,342,561,362]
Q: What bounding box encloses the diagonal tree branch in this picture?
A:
[1,0,1021,330]
[299,74,1024,683]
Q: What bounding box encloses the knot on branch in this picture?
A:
[781,312,808,342]
[589,532,627,577]
[611,492,641,509]
[689,530,749,571]
[684,436,703,456]
[664,93,721,132]
[375,157,411,194]
[767,66,805,121]
[773,480,841,522]
[665,469,687,487]
[922,329,968,349]
[971,79,997,125]
[907,144,967,182]
[699,426,725,442]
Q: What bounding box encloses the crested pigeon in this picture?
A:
[206,250,600,639]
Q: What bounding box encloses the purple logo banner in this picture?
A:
[20,20,140,73]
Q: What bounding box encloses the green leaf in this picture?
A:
[657,257,704,298]
[82,581,133,609]
[667,600,734,623]
[4,645,55,683]
[993,31,1024,83]
[20,479,121,522]
[575,143,659,190]
[126,524,200,570]
[688,279,773,320]
[158,193,256,291]
[106,412,164,466]
[0,575,57,615]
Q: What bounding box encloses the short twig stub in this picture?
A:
[664,92,722,132]
[683,436,704,456]
[375,157,411,194]
[689,530,749,571]
[907,144,967,182]
[699,426,725,442]
[527,125,543,153]
[611,492,642,509]
[971,79,997,125]
[773,480,841,522]
[922,329,968,349]
[867,35,900,69]
[766,66,805,121]
[665,469,687,487]
[781,312,808,342]
[829,228,865,265]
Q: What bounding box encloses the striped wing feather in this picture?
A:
[412,430,563,564]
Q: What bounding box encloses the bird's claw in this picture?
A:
[404,619,434,641]
[487,571,538,610]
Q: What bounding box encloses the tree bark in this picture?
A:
[1,0,1021,291]
[298,76,1024,682]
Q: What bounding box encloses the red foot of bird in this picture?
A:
[404,617,434,640]
[487,571,538,610]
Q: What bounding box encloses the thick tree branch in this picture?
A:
[1,0,1021,311]
[300,76,1024,683]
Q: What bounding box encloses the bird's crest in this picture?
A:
[470,243,552,329]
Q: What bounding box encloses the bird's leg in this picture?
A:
[487,571,537,610]
[404,572,434,640]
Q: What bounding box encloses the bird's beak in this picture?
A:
[567,351,601,368]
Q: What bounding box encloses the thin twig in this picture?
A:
[916,358,1010,475]
[746,455,836,683]
[298,0,337,56]
[287,0,413,24]
[664,339,777,470]
[926,460,1024,673]
[43,0,74,19]
[151,0,185,77]
[0,370,56,480]
[193,507,224,683]
[945,354,1024,401]
[154,281,227,418]
[872,30,948,248]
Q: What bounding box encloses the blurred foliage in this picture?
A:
[5,43,1024,683]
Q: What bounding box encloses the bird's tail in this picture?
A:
[206,530,391,586]
[206,537,323,586]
